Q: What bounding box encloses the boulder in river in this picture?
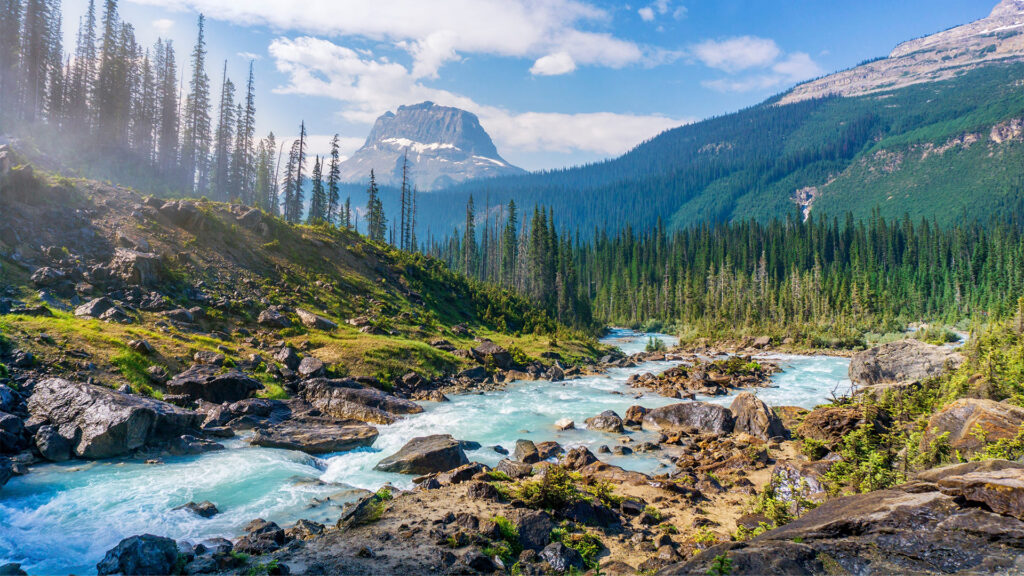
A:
[849,339,963,386]
[250,421,378,454]
[663,460,1024,575]
[27,378,202,459]
[300,378,423,425]
[166,365,262,404]
[96,534,180,576]
[33,424,71,461]
[374,434,468,474]
[585,410,625,433]
[642,402,735,434]
[513,439,541,463]
[0,412,25,453]
[173,500,219,518]
[730,392,787,440]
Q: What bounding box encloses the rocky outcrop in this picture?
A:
[921,398,1024,457]
[642,402,735,434]
[374,434,468,474]
[74,297,115,318]
[166,365,262,404]
[257,308,291,328]
[471,341,514,370]
[849,339,963,386]
[730,392,787,440]
[296,308,338,331]
[664,460,1024,575]
[109,248,162,286]
[96,534,180,576]
[251,421,379,454]
[299,378,423,425]
[27,378,202,459]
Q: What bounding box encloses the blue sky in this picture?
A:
[61,0,993,170]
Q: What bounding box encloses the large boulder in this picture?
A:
[849,339,963,386]
[257,308,291,328]
[0,412,24,453]
[730,392,787,440]
[663,461,1024,575]
[471,341,514,370]
[34,425,71,461]
[921,398,1024,457]
[27,378,202,459]
[0,457,13,490]
[642,402,735,434]
[585,410,625,434]
[296,309,338,331]
[797,405,869,448]
[251,421,378,454]
[299,378,423,425]
[374,434,468,474]
[96,534,179,576]
[166,365,262,404]
[109,248,163,286]
[74,297,115,318]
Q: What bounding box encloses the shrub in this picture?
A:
[514,465,580,510]
[550,527,603,569]
[489,516,522,564]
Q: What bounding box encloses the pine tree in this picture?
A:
[181,14,211,193]
[19,0,54,122]
[463,195,476,274]
[130,47,156,161]
[65,0,96,132]
[366,170,386,242]
[0,0,23,120]
[43,5,63,125]
[283,121,306,222]
[307,155,326,224]
[210,60,235,200]
[231,61,255,203]
[326,134,340,225]
[501,200,518,286]
[154,38,179,176]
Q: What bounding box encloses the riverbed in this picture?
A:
[0,330,851,574]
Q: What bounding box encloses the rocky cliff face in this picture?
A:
[337,102,526,191]
[781,0,1024,104]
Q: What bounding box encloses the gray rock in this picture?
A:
[495,458,533,479]
[297,356,326,378]
[849,339,963,386]
[34,424,72,461]
[109,249,163,286]
[257,308,291,328]
[296,309,338,330]
[642,402,735,434]
[192,350,225,366]
[585,410,625,433]
[166,365,262,404]
[74,297,115,318]
[0,385,17,413]
[730,392,787,440]
[374,434,468,474]
[0,412,24,453]
[513,439,541,463]
[540,542,585,572]
[515,510,555,551]
[471,341,514,370]
[0,457,13,490]
[173,500,219,518]
[30,267,65,287]
[96,534,179,575]
[299,378,423,425]
[274,346,301,370]
[27,378,202,459]
[251,421,378,454]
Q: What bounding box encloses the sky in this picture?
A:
[60,0,994,171]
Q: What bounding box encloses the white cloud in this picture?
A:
[152,18,174,33]
[638,7,655,21]
[530,52,576,76]
[639,0,680,22]
[280,134,366,161]
[129,0,650,77]
[237,51,262,61]
[692,36,781,72]
[672,6,687,19]
[772,52,822,80]
[268,36,685,158]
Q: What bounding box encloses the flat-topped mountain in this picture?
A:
[338,102,526,191]
[781,0,1024,104]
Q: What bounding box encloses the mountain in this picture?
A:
[415,0,1024,236]
[782,0,1024,104]
[337,102,526,191]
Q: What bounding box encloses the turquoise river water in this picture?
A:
[0,329,851,574]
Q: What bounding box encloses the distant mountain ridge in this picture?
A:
[337,102,525,191]
[781,0,1024,104]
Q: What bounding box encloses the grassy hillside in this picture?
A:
[418,62,1024,235]
[0,162,605,397]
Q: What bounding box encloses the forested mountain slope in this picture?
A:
[421,61,1024,236]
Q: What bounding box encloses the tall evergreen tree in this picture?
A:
[0,0,23,119]
[366,169,386,242]
[307,155,326,224]
[210,60,234,200]
[65,0,96,132]
[463,195,476,275]
[154,38,179,176]
[181,13,211,193]
[326,134,340,225]
[231,60,255,203]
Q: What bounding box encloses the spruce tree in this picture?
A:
[181,14,211,193]
[210,60,235,200]
[326,134,340,225]
[307,155,326,224]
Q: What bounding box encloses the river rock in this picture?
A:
[642,402,735,434]
[300,378,423,424]
[296,308,337,330]
[730,392,787,440]
[624,405,647,427]
[166,365,262,404]
[34,424,71,461]
[235,519,289,555]
[585,410,625,433]
[495,458,533,479]
[513,439,541,463]
[663,460,1024,575]
[471,341,514,370]
[251,421,378,454]
[274,346,301,370]
[797,405,869,448]
[554,418,575,430]
[515,510,555,551]
[0,412,24,453]
[96,534,180,576]
[560,446,599,470]
[0,457,13,490]
[374,434,468,474]
[174,500,220,518]
[28,378,203,459]
[849,339,963,386]
[921,398,1024,457]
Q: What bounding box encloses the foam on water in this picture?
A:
[0,329,850,574]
